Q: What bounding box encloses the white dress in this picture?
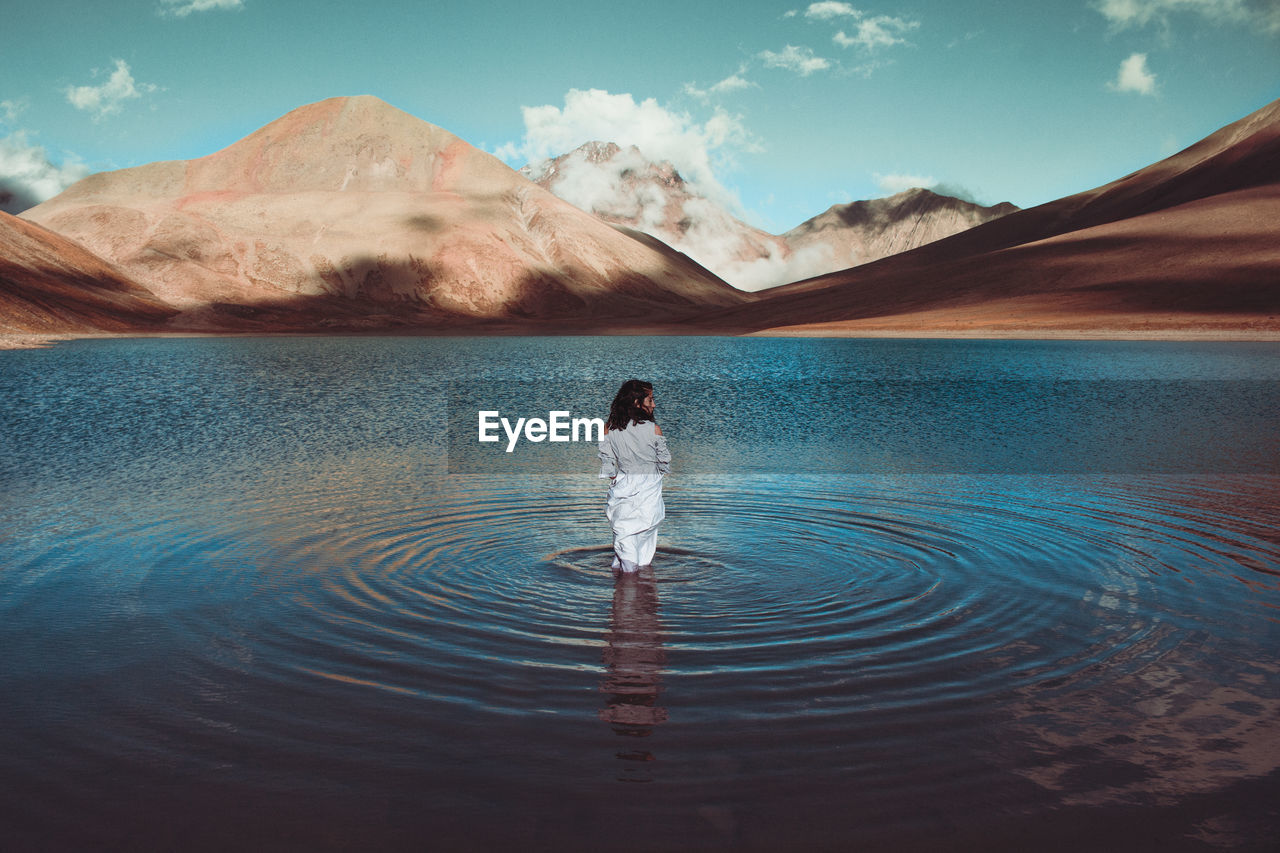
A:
[598,420,671,572]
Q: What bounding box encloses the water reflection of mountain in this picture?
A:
[600,566,668,781]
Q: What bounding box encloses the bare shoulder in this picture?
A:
[653,423,663,436]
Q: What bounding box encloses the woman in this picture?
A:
[598,379,671,574]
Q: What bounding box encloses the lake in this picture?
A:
[1,336,1278,851]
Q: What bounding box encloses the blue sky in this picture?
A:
[2,0,1277,230]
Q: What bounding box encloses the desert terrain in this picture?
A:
[3,95,1277,344]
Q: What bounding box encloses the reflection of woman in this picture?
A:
[598,380,671,574]
[600,565,668,766]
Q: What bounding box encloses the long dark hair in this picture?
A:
[606,379,654,432]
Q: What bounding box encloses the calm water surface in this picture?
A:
[1,336,1278,851]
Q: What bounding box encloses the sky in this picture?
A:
[2,0,1277,231]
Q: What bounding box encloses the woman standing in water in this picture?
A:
[599,380,670,574]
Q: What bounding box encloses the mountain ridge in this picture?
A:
[6,94,1276,338]
[783,188,1018,273]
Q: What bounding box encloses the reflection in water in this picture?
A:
[600,566,668,781]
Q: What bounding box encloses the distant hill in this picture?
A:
[20,96,746,331]
[0,210,177,333]
[523,142,1015,291]
[783,188,1017,274]
[696,97,1280,336]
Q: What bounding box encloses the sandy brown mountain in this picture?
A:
[21,96,746,330]
[699,97,1280,335]
[783,189,1017,273]
[0,210,177,333]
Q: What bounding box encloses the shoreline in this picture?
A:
[5,325,1280,351]
[744,327,1280,341]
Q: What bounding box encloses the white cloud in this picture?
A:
[876,172,937,194]
[684,72,756,100]
[533,146,674,233]
[834,15,920,49]
[1109,52,1158,95]
[712,74,753,94]
[158,0,245,17]
[1,99,27,123]
[758,44,832,76]
[1095,0,1158,27]
[842,59,888,78]
[947,30,984,49]
[872,172,985,202]
[495,88,756,211]
[0,132,90,214]
[1094,0,1280,33]
[804,1,861,19]
[65,59,158,120]
[723,243,838,291]
[797,4,922,54]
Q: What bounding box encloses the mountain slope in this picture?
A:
[699,97,1280,334]
[0,210,178,333]
[22,96,746,330]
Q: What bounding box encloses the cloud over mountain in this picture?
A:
[496,88,755,213]
[522,141,828,291]
[0,132,90,214]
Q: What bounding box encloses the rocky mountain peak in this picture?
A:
[521,141,687,190]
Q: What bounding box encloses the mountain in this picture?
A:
[0,210,177,333]
[20,96,746,331]
[522,142,802,291]
[697,97,1280,335]
[523,142,1016,291]
[783,189,1017,272]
